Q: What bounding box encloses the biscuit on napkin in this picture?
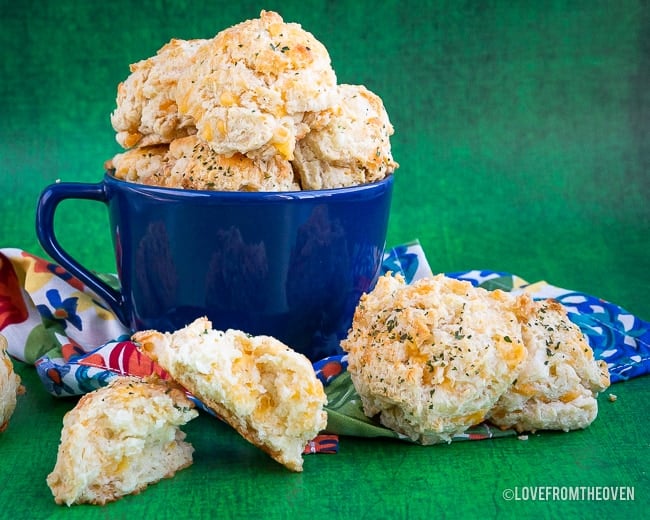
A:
[133,317,328,472]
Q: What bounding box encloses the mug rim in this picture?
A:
[103,170,394,200]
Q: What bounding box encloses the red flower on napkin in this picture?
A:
[78,340,169,379]
[0,253,29,329]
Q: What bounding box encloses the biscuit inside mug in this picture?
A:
[107,10,398,193]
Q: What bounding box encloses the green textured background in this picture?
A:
[1,1,649,518]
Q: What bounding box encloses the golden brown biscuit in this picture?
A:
[488,297,610,432]
[293,84,398,189]
[111,38,206,149]
[47,377,198,506]
[158,135,299,191]
[106,144,168,184]
[0,334,22,433]
[175,10,339,161]
[341,273,528,444]
[133,317,328,472]
[107,135,299,191]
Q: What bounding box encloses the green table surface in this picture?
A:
[1,1,648,518]
[1,362,647,520]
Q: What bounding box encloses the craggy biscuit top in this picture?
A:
[489,297,610,432]
[175,10,339,161]
[341,273,528,444]
[111,38,206,148]
[293,84,399,189]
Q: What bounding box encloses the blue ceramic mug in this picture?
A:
[36,173,393,360]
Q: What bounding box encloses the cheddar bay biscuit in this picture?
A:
[133,317,328,472]
[293,84,398,189]
[111,38,206,149]
[341,273,528,444]
[46,377,198,506]
[160,135,299,191]
[175,10,339,161]
[106,144,168,184]
[0,334,22,433]
[107,135,299,191]
[488,297,610,432]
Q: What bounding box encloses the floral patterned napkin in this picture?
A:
[1,241,648,452]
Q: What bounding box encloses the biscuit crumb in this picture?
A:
[517,434,529,441]
[608,393,617,402]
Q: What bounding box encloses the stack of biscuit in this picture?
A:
[107,10,398,191]
[341,273,611,444]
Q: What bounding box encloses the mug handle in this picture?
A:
[35,181,127,324]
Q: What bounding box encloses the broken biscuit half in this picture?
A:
[47,377,198,506]
[133,317,328,472]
